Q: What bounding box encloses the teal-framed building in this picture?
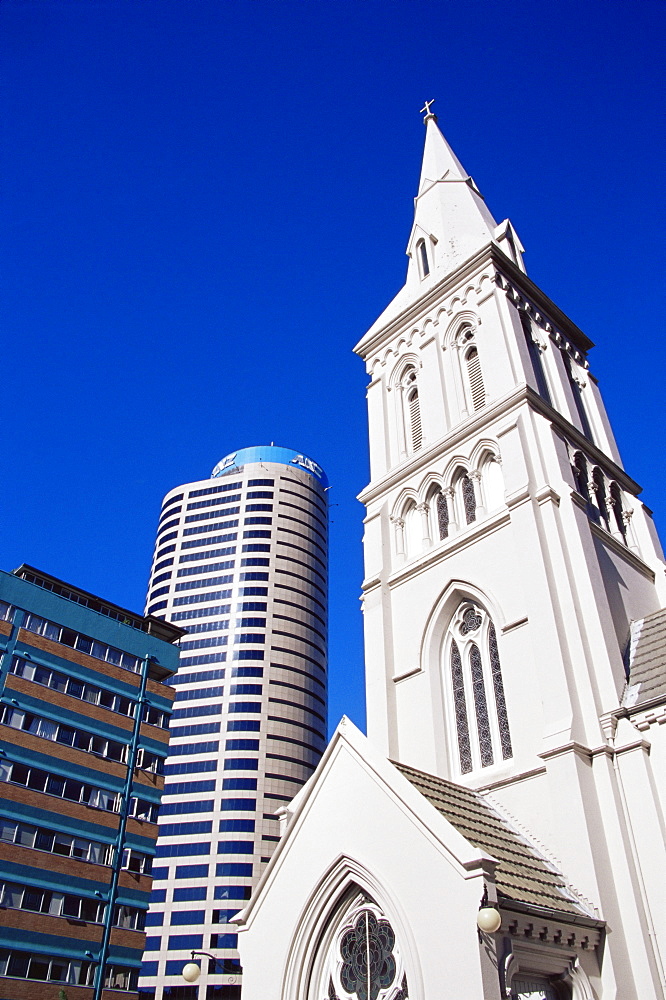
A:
[0,566,184,1000]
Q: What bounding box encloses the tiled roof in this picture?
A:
[624,607,666,710]
[393,761,586,917]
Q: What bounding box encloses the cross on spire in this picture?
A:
[420,99,437,123]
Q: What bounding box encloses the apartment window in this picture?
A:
[226,739,259,751]
[224,758,258,770]
[215,885,252,900]
[216,863,253,877]
[21,614,141,673]
[173,886,208,901]
[10,658,135,717]
[0,950,94,986]
[221,798,256,811]
[0,819,110,864]
[164,764,217,782]
[181,532,237,550]
[180,547,236,563]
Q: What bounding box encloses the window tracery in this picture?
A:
[319,898,409,1000]
[446,603,513,774]
[462,475,477,524]
[436,491,449,540]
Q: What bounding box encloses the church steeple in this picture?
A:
[362,105,524,340]
[407,108,508,285]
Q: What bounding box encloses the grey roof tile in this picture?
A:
[624,607,666,709]
[393,761,586,917]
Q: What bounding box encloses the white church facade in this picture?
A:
[234,110,666,1000]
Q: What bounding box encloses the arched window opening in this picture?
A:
[489,623,512,759]
[450,640,472,775]
[572,452,590,501]
[403,502,420,559]
[470,644,493,767]
[592,467,610,530]
[417,238,430,277]
[566,355,594,442]
[445,604,513,775]
[465,346,486,411]
[436,491,449,540]
[315,895,410,1000]
[610,482,627,543]
[462,474,476,524]
[481,456,504,512]
[520,312,551,403]
[407,386,422,452]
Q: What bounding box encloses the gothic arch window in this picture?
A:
[416,238,430,278]
[572,452,590,502]
[315,894,410,1000]
[445,603,513,775]
[397,366,422,456]
[565,354,594,442]
[465,345,486,411]
[435,489,449,541]
[592,467,610,530]
[461,473,477,524]
[609,482,627,543]
[402,501,420,559]
[520,311,551,403]
[479,453,504,512]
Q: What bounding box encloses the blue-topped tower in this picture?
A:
[140,447,328,1000]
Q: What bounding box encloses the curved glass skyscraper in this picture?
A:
[139,446,328,1000]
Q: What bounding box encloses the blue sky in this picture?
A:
[1,0,664,735]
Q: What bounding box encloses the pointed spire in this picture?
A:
[407,110,499,285]
[356,107,524,345]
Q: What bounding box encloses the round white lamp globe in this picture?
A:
[182,963,201,983]
[476,907,502,933]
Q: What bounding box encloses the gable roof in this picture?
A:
[624,607,666,710]
[393,761,588,918]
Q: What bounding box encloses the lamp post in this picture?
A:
[182,951,231,983]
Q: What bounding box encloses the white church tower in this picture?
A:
[236,109,666,1000]
[355,107,666,995]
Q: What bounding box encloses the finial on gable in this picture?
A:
[420,99,437,124]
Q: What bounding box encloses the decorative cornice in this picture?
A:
[355,242,593,363]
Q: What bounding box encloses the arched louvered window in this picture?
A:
[465,346,485,411]
[610,482,627,543]
[461,475,476,524]
[593,467,610,530]
[436,491,449,540]
[417,238,430,277]
[407,386,422,452]
[446,604,513,774]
